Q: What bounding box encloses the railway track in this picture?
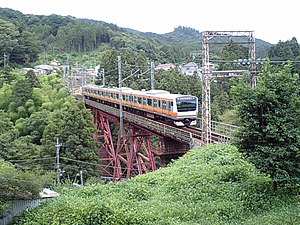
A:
[181,126,231,145]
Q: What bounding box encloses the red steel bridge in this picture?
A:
[84,98,238,181]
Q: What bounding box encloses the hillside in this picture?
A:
[0,7,271,67]
[130,26,272,58]
[16,144,299,224]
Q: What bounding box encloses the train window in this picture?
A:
[126,95,129,101]
[170,102,173,111]
[162,100,167,110]
[153,99,158,108]
[147,98,152,106]
[138,97,142,104]
[176,97,197,112]
[116,93,119,99]
[158,100,161,108]
[143,98,147,105]
[129,96,133,102]
[167,101,170,111]
[122,95,126,101]
[134,96,137,103]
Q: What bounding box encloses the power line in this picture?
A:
[8,157,55,163]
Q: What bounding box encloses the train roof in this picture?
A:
[83,85,196,99]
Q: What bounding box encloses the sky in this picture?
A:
[0,0,298,44]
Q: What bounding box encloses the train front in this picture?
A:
[174,96,198,126]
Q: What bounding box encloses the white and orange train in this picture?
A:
[82,85,198,127]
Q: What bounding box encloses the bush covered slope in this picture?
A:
[17,144,299,224]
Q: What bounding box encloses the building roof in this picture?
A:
[155,63,175,70]
[34,64,54,71]
[182,62,198,68]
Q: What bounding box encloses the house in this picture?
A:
[155,63,175,71]
[181,62,199,75]
[34,64,55,74]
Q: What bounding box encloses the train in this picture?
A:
[82,84,198,127]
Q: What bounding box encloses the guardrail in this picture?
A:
[196,118,239,138]
[85,99,239,146]
[0,199,44,225]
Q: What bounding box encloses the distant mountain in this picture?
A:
[0,7,272,66]
[157,26,271,58]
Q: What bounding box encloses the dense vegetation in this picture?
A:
[16,144,300,224]
[0,68,99,201]
[0,6,299,224]
[233,63,300,190]
[0,7,272,68]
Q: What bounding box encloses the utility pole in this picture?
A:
[150,62,155,90]
[79,170,83,186]
[118,56,124,138]
[3,53,8,67]
[102,68,105,86]
[55,138,62,185]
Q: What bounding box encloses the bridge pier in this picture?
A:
[156,138,190,165]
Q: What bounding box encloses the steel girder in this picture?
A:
[91,106,156,181]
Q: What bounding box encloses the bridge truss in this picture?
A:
[86,99,192,181]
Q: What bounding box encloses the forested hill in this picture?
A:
[1,7,271,66]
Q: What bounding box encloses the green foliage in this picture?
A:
[269,37,300,74]
[0,16,39,67]
[0,110,16,158]
[155,69,202,98]
[218,109,241,126]
[0,69,99,181]
[16,144,299,224]
[0,159,52,201]
[232,63,300,181]
[41,100,99,178]
[218,41,249,70]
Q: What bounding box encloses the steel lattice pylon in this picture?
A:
[91,106,156,181]
[201,31,256,144]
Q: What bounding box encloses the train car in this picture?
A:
[82,84,198,127]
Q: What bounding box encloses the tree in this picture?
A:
[0,19,19,66]
[19,110,50,144]
[8,78,33,120]
[0,159,51,201]
[42,99,99,178]
[0,110,16,159]
[268,37,300,74]
[232,63,300,190]
[25,70,40,88]
[218,41,249,71]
